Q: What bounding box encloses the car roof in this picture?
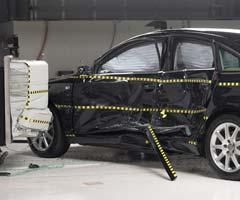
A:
[135,28,240,41]
[181,28,240,34]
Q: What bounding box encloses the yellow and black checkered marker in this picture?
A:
[146,125,177,181]
[55,104,206,115]
[19,115,50,124]
[73,74,212,85]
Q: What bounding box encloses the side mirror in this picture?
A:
[77,66,92,74]
[77,66,84,74]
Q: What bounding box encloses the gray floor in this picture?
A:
[0,143,239,200]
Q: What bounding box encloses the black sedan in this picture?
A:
[29,28,240,180]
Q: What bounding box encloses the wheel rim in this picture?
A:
[210,122,240,173]
[30,123,54,152]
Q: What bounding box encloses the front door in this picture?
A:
[73,39,166,134]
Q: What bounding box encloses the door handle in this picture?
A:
[143,84,156,91]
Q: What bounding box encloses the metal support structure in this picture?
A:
[0,18,14,146]
[0,66,5,146]
[146,125,177,181]
[4,56,13,146]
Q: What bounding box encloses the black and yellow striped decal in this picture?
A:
[22,63,49,110]
[28,90,48,95]
[188,140,198,145]
[66,134,75,137]
[27,90,48,103]
[26,63,31,108]
[147,125,177,181]
[55,104,206,115]
[55,104,72,109]
[73,74,212,84]
[20,115,50,124]
[218,82,240,87]
[203,116,209,121]
[73,74,240,88]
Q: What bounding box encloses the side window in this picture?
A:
[219,48,240,71]
[174,42,214,70]
[100,43,162,73]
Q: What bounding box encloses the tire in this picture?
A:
[28,107,70,158]
[205,114,240,180]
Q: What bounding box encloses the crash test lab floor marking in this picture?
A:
[0,143,239,200]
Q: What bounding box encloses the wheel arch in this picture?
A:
[206,108,240,130]
[200,107,240,157]
[48,101,63,126]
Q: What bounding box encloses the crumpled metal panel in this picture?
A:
[73,73,162,133]
[49,69,214,155]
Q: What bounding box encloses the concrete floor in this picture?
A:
[0,144,239,200]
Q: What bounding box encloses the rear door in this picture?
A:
[73,38,167,134]
[157,35,216,136]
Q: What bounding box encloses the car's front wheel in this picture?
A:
[205,114,240,180]
[28,107,70,158]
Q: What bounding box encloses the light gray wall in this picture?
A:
[14,20,240,78]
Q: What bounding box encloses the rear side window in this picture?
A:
[174,42,214,70]
[100,43,161,73]
[220,48,240,71]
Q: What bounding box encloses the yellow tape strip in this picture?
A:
[55,104,72,109]
[20,115,50,124]
[72,75,212,84]
[28,90,48,95]
[73,74,240,87]
[73,105,206,114]
[55,104,206,115]
[188,140,198,145]
[148,125,177,177]
[203,116,209,121]
[218,82,240,87]
[66,134,75,137]
[25,63,31,108]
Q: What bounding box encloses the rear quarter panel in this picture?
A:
[208,72,240,121]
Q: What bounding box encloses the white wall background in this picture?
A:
[14,20,240,78]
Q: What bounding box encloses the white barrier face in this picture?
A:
[9,60,52,138]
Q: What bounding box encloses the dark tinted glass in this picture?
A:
[220,48,240,71]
